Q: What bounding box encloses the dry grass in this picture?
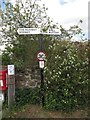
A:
[2,104,88,118]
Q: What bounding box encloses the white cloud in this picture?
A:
[64,0,74,2]
[59,0,76,5]
[63,0,75,3]
[41,0,89,38]
[10,0,16,4]
[42,0,88,23]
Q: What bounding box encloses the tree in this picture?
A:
[1,0,54,71]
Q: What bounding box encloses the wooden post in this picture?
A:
[8,75,15,109]
[7,65,15,109]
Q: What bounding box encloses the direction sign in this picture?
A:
[42,29,61,35]
[37,51,46,61]
[17,28,40,35]
[17,28,61,35]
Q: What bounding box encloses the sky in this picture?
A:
[0,0,89,40]
[0,0,5,9]
[40,0,89,40]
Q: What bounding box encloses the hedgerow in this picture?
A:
[44,40,88,111]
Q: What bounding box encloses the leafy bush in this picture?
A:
[3,88,41,109]
[44,40,88,111]
[15,88,41,106]
[2,38,51,72]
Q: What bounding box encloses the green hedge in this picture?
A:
[15,88,41,106]
[44,40,88,111]
[3,87,41,109]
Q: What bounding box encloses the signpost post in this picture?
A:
[36,51,46,107]
[7,65,15,109]
[17,28,61,107]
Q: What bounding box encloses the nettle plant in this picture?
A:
[44,40,88,111]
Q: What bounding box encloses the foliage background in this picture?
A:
[44,40,88,111]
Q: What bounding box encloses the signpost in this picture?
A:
[37,51,46,61]
[17,28,40,35]
[17,28,61,35]
[17,27,61,107]
[41,29,61,35]
[37,34,45,107]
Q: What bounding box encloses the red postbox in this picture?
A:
[0,70,7,91]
